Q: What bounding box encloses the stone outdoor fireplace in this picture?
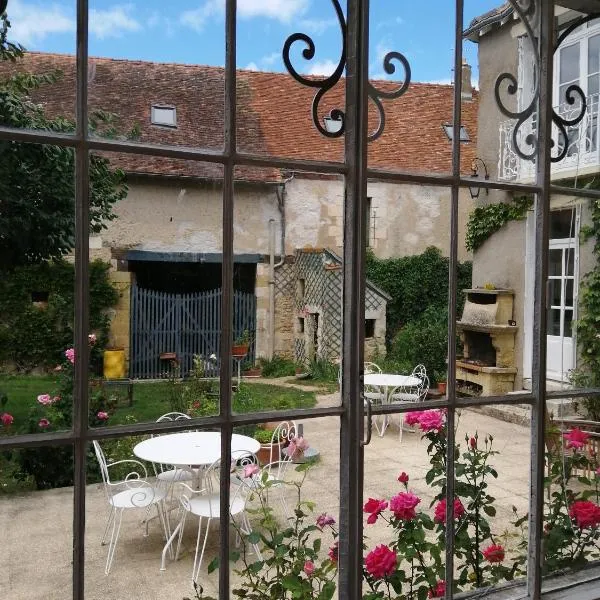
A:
[456,289,517,396]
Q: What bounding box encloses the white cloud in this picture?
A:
[245,61,259,71]
[181,0,308,31]
[89,4,142,40]
[7,0,75,46]
[261,52,280,66]
[307,59,338,77]
[299,18,337,36]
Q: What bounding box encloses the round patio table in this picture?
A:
[134,431,260,468]
[364,373,422,437]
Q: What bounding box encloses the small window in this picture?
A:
[365,319,375,339]
[296,278,305,301]
[442,123,470,142]
[151,105,177,127]
[298,317,305,333]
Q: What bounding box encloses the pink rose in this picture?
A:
[303,560,315,577]
[364,498,388,524]
[1,412,14,427]
[38,418,50,428]
[418,409,445,432]
[564,428,589,450]
[470,437,477,449]
[97,411,109,421]
[328,541,338,563]
[434,498,465,524]
[482,544,505,563]
[397,471,409,485]
[569,500,600,528]
[316,513,336,528]
[243,463,260,478]
[65,348,75,364]
[37,394,53,406]
[429,580,446,598]
[364,545,397,579]
[404,411,422,426]
[389,492,421,520]
[288,435,309,458]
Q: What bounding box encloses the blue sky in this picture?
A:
[6,0,502,84]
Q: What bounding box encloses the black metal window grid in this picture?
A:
[3,1,600,598]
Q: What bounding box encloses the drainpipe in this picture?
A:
[267,176,293,359]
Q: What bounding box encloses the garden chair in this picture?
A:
[93,440,170,575]
[364,362,385,435]
[389,366,430,442]
[172,451,262,584]
[152,413,197,486]
[254,420,299,519]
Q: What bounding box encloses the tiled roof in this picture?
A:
[0,52,478,181]
[464,2,513,40]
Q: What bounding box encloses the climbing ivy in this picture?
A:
[465,196,533,252]
[572,185,600,419]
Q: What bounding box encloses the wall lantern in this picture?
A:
[468,157,489,200]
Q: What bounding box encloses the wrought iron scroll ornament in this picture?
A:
[494,0,589,163]
[282,0,411,142]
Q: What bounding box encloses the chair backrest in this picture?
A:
[418,375,430,400]
[156,412,191,423]
[364,362,382,374]
[93,440,111,501]
[412,364,427,379]
[262,421,298,479]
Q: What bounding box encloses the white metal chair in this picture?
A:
[363,362,385,435]
[389,368,430,442]
[152,413,196,486]
[172,452,262,584]
[257,420,299,519]
[93,440,170,575]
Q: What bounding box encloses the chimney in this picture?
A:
[461,59,473,101]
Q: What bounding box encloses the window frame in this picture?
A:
[2,2,600,599]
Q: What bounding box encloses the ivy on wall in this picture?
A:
[0,259,119,371]
[465,196,533,252]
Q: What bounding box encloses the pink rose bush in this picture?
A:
[569,501,600,529]
[1,412,14,427]
[433,497,465,524]
[364,545,397,579]
[287,435,309,458]
[390,491,421,520]
[563,427,589,450]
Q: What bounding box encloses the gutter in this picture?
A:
[463,3,514,41]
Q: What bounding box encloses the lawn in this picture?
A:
[0,375,317,428]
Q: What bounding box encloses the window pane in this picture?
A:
[550,209,576,239]
[548,308,561,336]
[565,279,574,307]
[589,34,600,75]
[588,74,599,96]
[566,249,575,276]
[564,309,573,337]
[560,43,580,85]
[549,278,562,307]
[549,249,563,276]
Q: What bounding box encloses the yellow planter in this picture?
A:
[103,349,126,380]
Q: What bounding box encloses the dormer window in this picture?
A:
[442,123,470,142]
[151,105,177,127]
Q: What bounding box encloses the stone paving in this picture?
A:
[1,385,531,600]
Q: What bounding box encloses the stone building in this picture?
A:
[464,2,600,392]
[2,52,479,376]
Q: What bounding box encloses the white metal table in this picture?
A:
[133,431,261,569]
[364,373,422,437]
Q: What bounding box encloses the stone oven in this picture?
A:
[456,289,517,396]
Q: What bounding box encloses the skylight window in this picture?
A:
[151,105,177,127]
[442,123,470,142]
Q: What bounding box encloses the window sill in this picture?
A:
[456,564,600,600]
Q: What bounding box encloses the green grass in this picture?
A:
[0,376,317,429]
[285,378,339,393]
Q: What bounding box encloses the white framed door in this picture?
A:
[546,208,579,381]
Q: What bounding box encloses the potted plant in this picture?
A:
[253,426,284,465]
[232,330,251,358]
[435,371,447,395]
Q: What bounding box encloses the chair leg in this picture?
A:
[192,516,211,584]
[101,507,116,546]
[398,413,404,444]
[105,508,124,575]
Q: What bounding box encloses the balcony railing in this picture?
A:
[498,93,600,181]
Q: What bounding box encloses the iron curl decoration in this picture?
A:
[282,0,411,142]
[494,0,589,163]
[282,0,347,139]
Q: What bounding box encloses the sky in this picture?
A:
[5,0,504,84]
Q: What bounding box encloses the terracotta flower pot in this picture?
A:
[232,344,249,358]
[437,382,447,395]
[256,440,284,465]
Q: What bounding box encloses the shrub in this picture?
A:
[259,355,297,378]
[0,259,119,371]
[389,307,451,384]
[308,358,338,382]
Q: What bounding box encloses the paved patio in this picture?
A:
[1,390,531,600]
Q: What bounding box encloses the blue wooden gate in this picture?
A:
[130,285,256,379]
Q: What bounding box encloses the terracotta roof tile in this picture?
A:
[0,52,478,181]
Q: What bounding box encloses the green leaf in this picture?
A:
[207,557,219,574]
[483,505,496,517]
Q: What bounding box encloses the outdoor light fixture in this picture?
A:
[323,114,343,134]
[468,157,489,200]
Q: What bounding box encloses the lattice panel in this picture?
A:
[274,262,295,299]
